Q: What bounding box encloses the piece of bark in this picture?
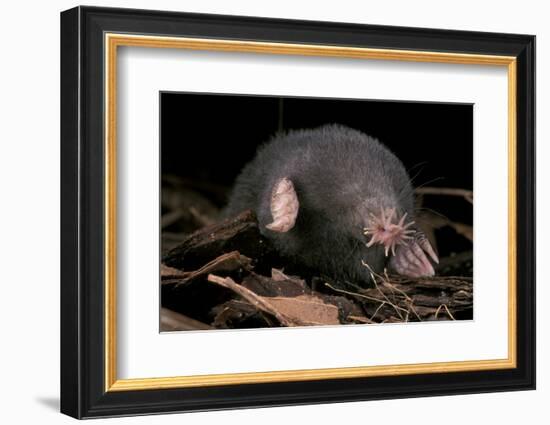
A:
[211,299,273,329]
[161,251,253,287]
[161,269,237,326]
[163,210,280,272]
[318,294,367,323]
[208,274,295,326]
[210,270,365,327]
[161,263,187,279]
[216,271,365,326]
[271,268,295,282]
[326,274,473,322]
[160,308,213,331]
[208,274,340,326]
[241,270,308,297]
[268,295,340,326]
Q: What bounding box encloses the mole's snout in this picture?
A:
[363,207,439,278]
[363,207,415,256]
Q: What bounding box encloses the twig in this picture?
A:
[167,251,252,287]
[189,206,215,226]
[372,277,404,320]
[369,302,387,321]
[406,301,423,322]
[324,282,387,305]
[415,187,473,204]
[434,304,456,320]
[161,210,186,229]
[362,262,407,319]
[325,281,409,318]
[363,262,430,322]
[348,315,375,324]
[383,269,412,301]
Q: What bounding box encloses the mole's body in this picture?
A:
[224,124,438,283]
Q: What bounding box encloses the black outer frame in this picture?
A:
[60,5,536,419]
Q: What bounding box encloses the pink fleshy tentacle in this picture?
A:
[363,207,416,257]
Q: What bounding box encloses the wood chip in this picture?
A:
[208,274,340,326]
[268,295,340,326]
[163,210,280,271]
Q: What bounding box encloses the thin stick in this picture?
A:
[324,282,387,305]
[369,301,387,321]
[415,187,473,204]
[161,209,186,229]
[434,304,456,320]
[407,301,423,322]
[373,279,405,320]
[348,315,375,324]
[364,265,405,320]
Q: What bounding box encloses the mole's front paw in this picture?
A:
[389,233,439,278]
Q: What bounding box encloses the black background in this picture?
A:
[161,92,473,239]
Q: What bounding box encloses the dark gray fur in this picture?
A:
[224,124,415,283]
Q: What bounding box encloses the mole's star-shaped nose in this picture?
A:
[363,207,415,256]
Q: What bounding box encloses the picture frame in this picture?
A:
[60,5,535,419]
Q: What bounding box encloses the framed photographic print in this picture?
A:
[60,5,536,419]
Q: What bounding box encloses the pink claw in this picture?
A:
[418,235,439,264]
[389,236,438,277]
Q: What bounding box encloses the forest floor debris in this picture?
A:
[161,209,473,330]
